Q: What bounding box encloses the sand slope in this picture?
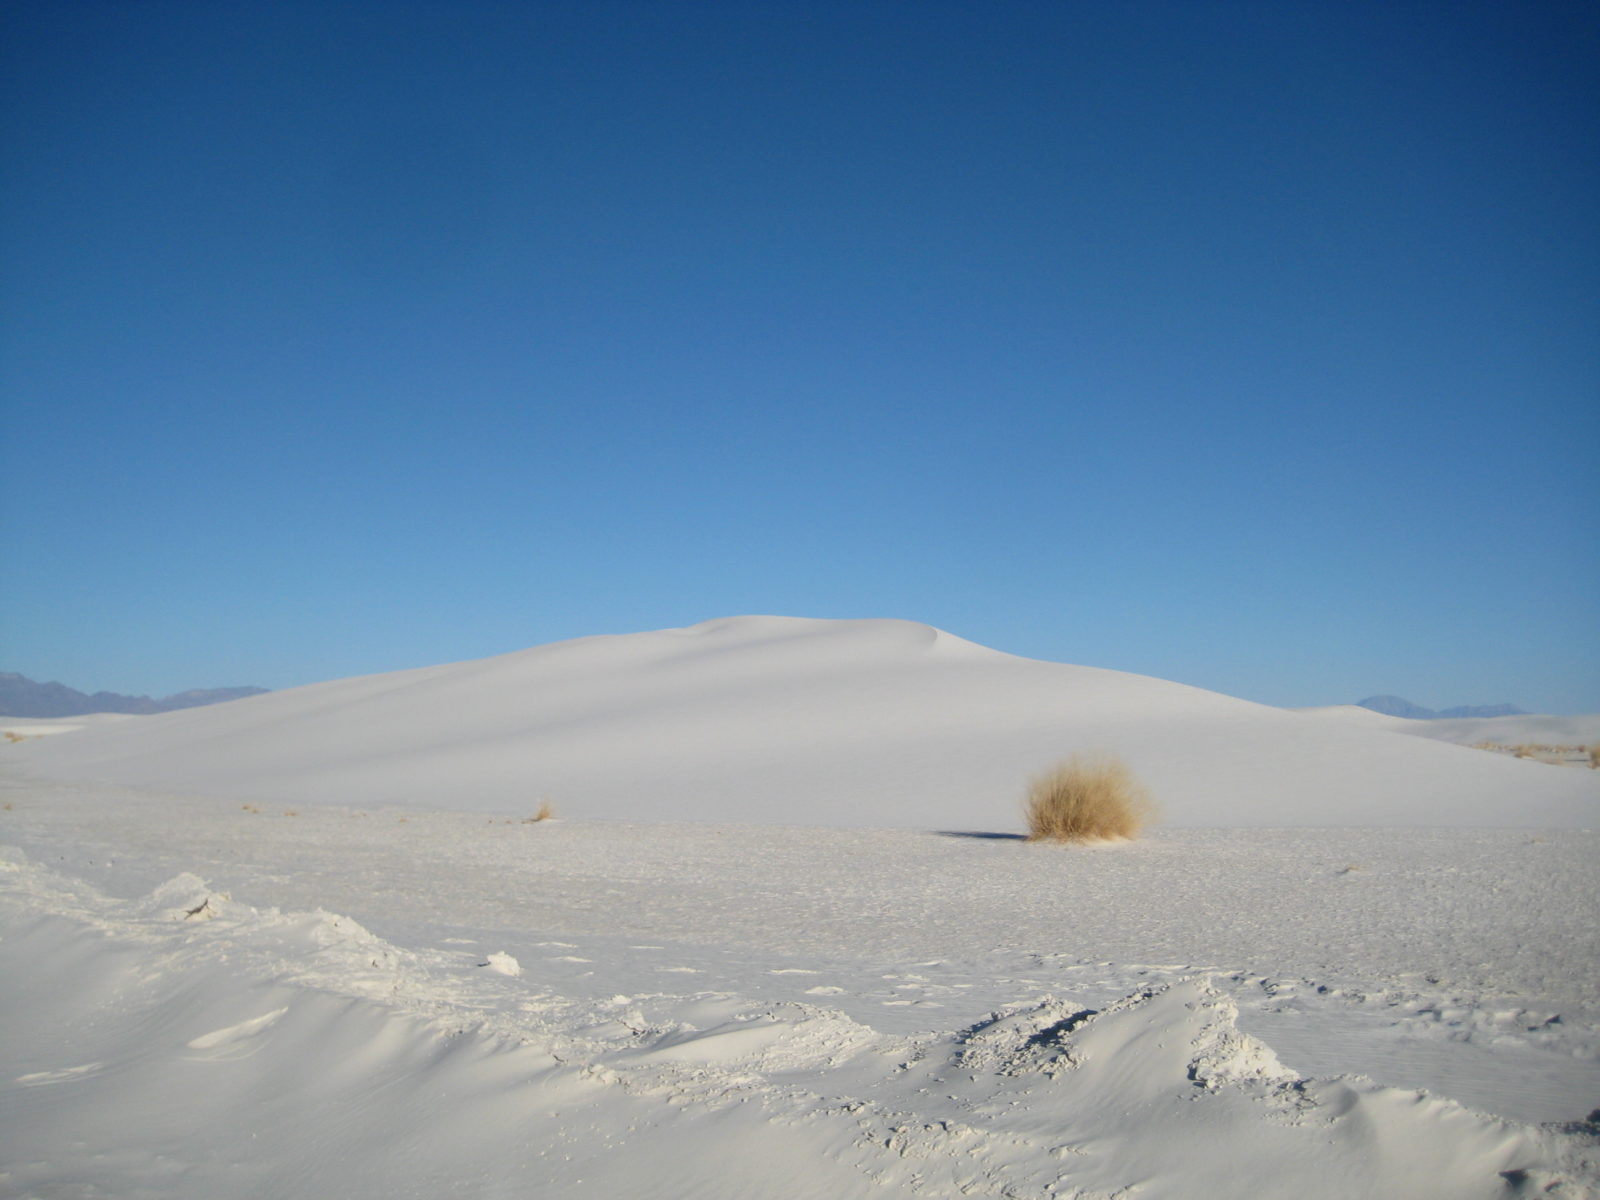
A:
[12,616,1598,827]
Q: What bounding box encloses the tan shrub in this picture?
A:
[1024,754,1153,844]
[1589,746,1600,770]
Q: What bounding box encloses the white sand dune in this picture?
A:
[4,617,1599,1197]
[1292,703,1417,726]
[1404,712,1600,748]
[1296,705,1600,747]
[11,616,1598,828]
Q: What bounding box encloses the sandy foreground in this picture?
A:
[2,618,1598,1197]
[2,773,1598,1199]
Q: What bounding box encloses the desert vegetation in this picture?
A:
[1024,754,1153,843]
[1472,742,1598,766]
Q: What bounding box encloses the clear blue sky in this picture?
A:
[2,1,1596,712]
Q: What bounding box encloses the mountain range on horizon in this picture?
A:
[1356,694,1528,720]
[0,672,268,718]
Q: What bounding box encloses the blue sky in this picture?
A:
[2,1,1596,712]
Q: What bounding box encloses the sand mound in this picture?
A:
[12,616,1597,827]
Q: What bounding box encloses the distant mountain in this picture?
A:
[1356,695,1527,721]
[0,672,268,718]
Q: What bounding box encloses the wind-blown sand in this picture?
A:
[2,617,1597,1197]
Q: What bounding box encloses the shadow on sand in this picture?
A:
[931,830,1028,841]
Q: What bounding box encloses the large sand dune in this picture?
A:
[12,616,1597,828]
[5,618,1598,1196]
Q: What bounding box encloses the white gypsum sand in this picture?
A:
[0,712,141,739]
[2,617,1598,1198]
[9,616,1599,828]
[1295,704,1600,750]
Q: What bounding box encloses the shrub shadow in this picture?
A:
[932,830,1027,841]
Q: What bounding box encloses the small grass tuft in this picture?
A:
[1024,754,1153,844]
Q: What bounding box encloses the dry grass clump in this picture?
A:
[1024,754,1153,844]
[1590,745,1600,770]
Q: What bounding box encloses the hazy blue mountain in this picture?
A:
[1356,695,1527,720]
[0,672,268,718]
